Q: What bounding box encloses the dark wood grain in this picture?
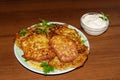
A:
[0,0,120,80]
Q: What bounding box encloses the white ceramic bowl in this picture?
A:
[81,12,109,36]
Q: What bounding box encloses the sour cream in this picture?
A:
[81,12,109,36]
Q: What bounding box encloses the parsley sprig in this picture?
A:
[19,28,27,36]
[18,19,54,36]
[35,19,54,34]
[99,12,109,21]
[40,62,54,74]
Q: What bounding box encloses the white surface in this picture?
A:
[14,22,90,75]
[82,13,107,28]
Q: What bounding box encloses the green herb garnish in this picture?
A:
[19,28,27,36]
[81,39,87,44]
[35,19,54,34]
[36,29,45,34]
[40,19,54,27]
[79,35,86,44]
[99,12,109,21]
[41,19,48,26]
[40,62,54,74]
[25,59,29,62]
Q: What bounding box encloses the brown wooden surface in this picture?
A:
[0,0,120,80]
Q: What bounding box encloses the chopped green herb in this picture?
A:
[81,39,87,44]
[25,59,29,62]
[41,61,48,67]
[35,19,54,34]
[36,29,45,34]
[41,19,48,26]
[40,19,54,27]
[79,35,86,44]
[99,12,109,21]
[43,66,54,74]
[19,29,27,36]
[40,62,54,74]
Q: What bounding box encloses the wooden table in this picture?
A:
[0,0,120,80]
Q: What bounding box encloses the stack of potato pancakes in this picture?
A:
[15,22,89,70]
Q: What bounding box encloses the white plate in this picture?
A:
[14,22,90,75]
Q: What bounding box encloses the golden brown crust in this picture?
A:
[21,34,56,62]
[49,50,88,70]
[50,35,78,62]
[54,25,82,51]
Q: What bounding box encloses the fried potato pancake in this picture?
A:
[54,25,83,50]
[49,49,88,70]
[21,34,56,62]
[15,28,35,49]
[50,35,78,62]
